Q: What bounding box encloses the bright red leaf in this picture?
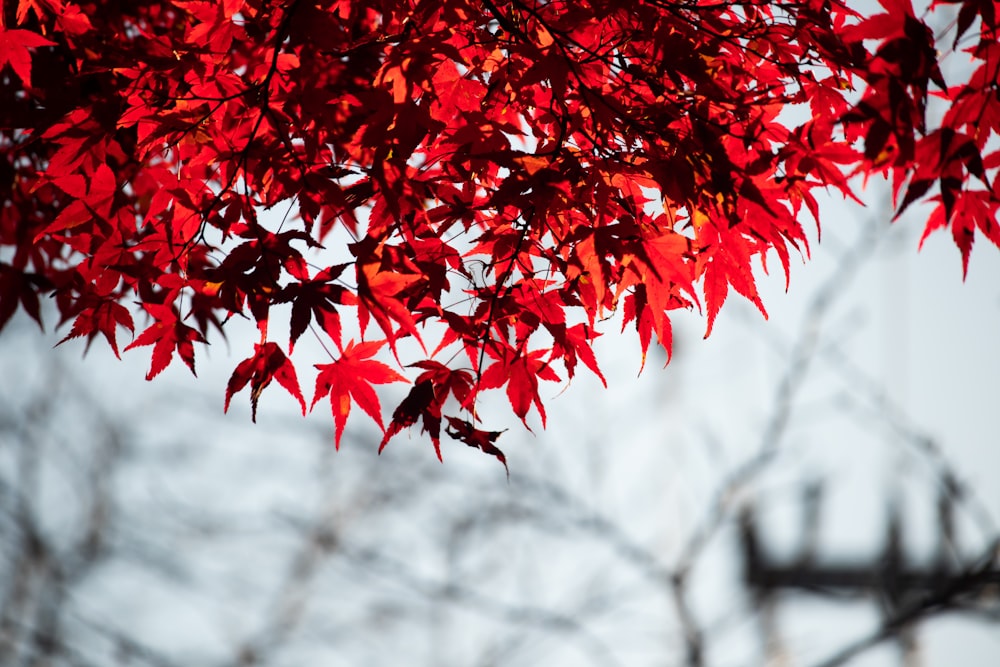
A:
[0,28,54,87]
[312,339,408,448]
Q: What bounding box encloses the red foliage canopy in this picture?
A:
[2,0,999,467]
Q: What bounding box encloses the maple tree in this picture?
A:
[2,0,999,468]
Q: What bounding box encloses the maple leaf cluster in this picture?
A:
[2,0,999,468]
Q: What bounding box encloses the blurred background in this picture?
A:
[2,187,1000,667]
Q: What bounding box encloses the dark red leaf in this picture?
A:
[225,342,306,422]
[444,416,509,478]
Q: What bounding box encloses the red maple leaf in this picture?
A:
[380,360,477,460]
[312,339,408,448]
[57,300,134,359]
[0,28,54,87]
[124,303,206,380]
[444,416,509,478]
[226,342,306,422]
[277,263,358,353]
[480,346,560,428]
[0,263,47,331]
